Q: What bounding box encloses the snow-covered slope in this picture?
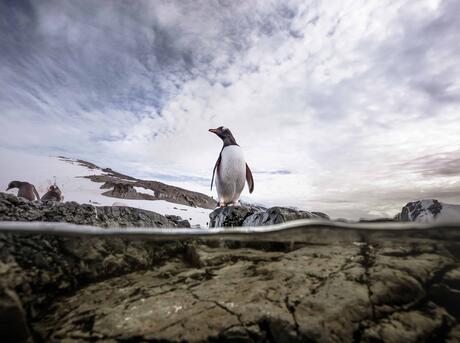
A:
[0,150,212,227]
[397,199,460,223]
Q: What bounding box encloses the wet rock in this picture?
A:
[243,206,328,226]
[0,288,32,342]
[431,284,460,318]
[209,205,329,227]
[0,192,175,227]
[362,305,454,343]
[209,205,259,227]
[0,193,188,338]
[31,243,459,342]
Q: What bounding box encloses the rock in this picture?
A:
[0,193,188,332]
[31,242,459,342]
[243,206,328,226]
[0,288,32,342]
[311,211,330,220]
[209,205,260,227]
[89,175,215,209]
[395,199,460,223]
[166,215,191,228]
[209,205,329,227]
[59,157,216,209]
[105,183,139,199]
[361,305,454,343]
[0,192,175,228]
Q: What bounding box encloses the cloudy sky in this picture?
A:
[1,0,459,218]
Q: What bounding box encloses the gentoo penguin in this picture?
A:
[209,126,254,207]
[41,185,64,202]
[6,181,40,201]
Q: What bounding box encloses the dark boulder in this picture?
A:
[243,206,329,226]
[166,215,191,228]
[209,205,260,227]
[209,205,329,227]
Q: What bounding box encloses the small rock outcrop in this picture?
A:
[166,215,191,228]
[395,199,460,223]
[209,205,330,227]
[209,205,259,227]
[0,192,175,228]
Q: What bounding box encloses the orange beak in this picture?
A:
[209,128,219,134]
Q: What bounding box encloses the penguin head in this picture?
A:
[6,181,21,191]
[209,126,238,146]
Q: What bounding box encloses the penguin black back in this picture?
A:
[41,185,63,202]
[6,181,40,201]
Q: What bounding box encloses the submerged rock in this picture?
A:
[30,243,460,342]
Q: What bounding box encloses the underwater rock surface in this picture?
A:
[0,193,459,342]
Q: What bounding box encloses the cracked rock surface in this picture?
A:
[30,242,460,342]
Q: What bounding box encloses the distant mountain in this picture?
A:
[61,157,215,209]
[395,199,460,223]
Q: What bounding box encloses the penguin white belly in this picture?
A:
[216,145,246,205]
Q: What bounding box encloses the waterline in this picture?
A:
[1,220,459,244]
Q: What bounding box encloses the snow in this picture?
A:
[133,186,156,197]
[409,199,460,223]
[0,149,211,227]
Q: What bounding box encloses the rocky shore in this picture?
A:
[0,193,459,342]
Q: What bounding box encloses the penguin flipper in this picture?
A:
[32,186,40,201]
[211,154,221,191]
[246,163,254,193]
